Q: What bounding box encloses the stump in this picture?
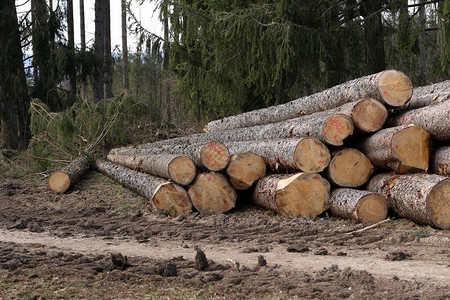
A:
[226,152,267,190]
[327,148,374,187]
[48,155,90,193]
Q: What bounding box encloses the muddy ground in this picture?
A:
[0,166,449,299]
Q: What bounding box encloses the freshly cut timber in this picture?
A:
[387,100,450,141]
[226,138,330,172]
[253,173,330,218]
[48,154,90,193]
[400,92,449,111]
[367,173,450,229]
[327,148,374,187]
[188,172,237,214]
[198,141,230,171]
[95,160,191,217]
[205,70,412,132]
[431,145,450,176]
[106,153,196,185]
[411,80,449,97]
[357,125,431,174]
[225,152,267,190]
[329,189,388,224]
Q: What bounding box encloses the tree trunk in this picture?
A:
[329,188,388,224]
[67,0,76,99]
[252,173,330,218]
[357,125,431,174]
[95,160,192,217]
[79,0,87,100]
[225,152,266,190]
[94,0,105,101]
[188,172,237,214]
[327,148,374,188]
[431,145,450,176]
[103,0,113,99]
[121,0,129,91]
[205,70,412,132]
[367,173,450,229]
[48,155,90,193]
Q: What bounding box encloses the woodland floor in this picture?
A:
[0,158,449,299]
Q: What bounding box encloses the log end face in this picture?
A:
[378,70,413,107]
[355,194,389,224]
[168,156,197,185]
[329,148,374,188]
[152,183,192,217]
[48,172,71,193]
[352,98,388,132]
[322,115,354,146]
[294,138,331,172]
[426,179,450,230]
[200,141,230,171]
[226,152,266,190]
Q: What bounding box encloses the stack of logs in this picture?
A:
[48,70,450,229]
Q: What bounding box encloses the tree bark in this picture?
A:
[329,188,388,224]
[411,80,449,98]
[327,148,374,188]
[226,152,266,190]
[95,160,192,217]
[94,0,105,101]
[106,153,197,185]
[205,70,412,132]
[357,125,431,174]
[431,145,450,176]
[67,0,76,99]
[48,155,90,193]
[398,92,449,112]
[367,173,450,229]
[103,0,113,99]
[252,173,330,218]
[188,172,237,214]
[79,0,88,100]
[121,0,129,91]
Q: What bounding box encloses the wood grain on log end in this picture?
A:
[294,138,331,172]
[188,172,237,213]
[328,148,374,187]
[352,98,388,132]
[200,141,230,171]
[226,152,266,190]
[152,183,192,217]
[427,178,450,230]
[378,70,413,107]
[321,114,354,146]
[168,156,197,185]
[355,194,388,224]
[48,171,71,193]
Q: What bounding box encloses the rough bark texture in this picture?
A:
[431,145,450,176]
[329,188,388,224]
[226,152,267,190]
[205,70,412,132]
[253,173,330,218]
[188,172,237,214]
[327,148,374,188]
[412,80,450,97]
[48,155,90,193]
[357,125,431,174]
[399,92,450,112]
[387,100,450,141]
[367,173,450,229]
[106,153,196,186]
[95,160,191,217]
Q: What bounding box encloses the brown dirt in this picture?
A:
[0,169,450,299]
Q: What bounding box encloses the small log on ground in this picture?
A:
[48,154,90,193]
[357,125,431,174]
[327,148,374,188]
[205,70,412,132]
[367,173,450,229]
[329,188,388,224]
[225,152,267,190]
[431,145,450,176]
[253,173,330,218]
[198,141,230,171]
[226,137,330,172]
[95,160,191,217]
[106,153,196,185]
[188,172,237,214]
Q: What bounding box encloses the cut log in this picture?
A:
[329,188,388,224]
[225,152,267,190]
[106,153,196,185]
[387,100,450,141]
[399,92,449,112]
[95,160,191,217]
[411,80,450,96]
[48,154,90,193]
[367,173,450,229]
[205,70,412,132]
[226,137,330,173]
[198,141,230,171]
[357,125,431,174]
[252,173,330,218]
[327,148,374,188]
[431,145,450,176]
[188,172,237,214]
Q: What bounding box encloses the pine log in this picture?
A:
[198,141,230,171]
[431,145,450,176]
[327,148,374,188]
[205,70,412,132]
[188,172,237,214]
[106,153,196,185]
[48,154,90,193]
[411,80,450,96]
[387,100,450,141]
[399,92,449,111]
[329,188,388,224]
[367,173,450,229]
[253,173,330,218]
[95,160,191,217]
[357,125,431,174]
[225,152,267,190]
